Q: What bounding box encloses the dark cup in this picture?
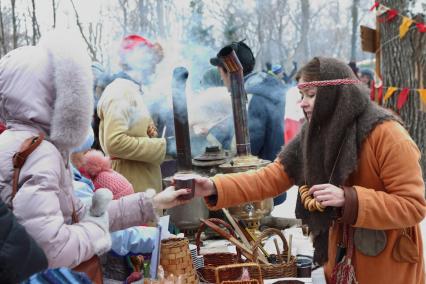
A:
[174,173,196,200]
[296,255,312,278]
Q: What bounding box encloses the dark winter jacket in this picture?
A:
[0,199,48,283]
[245,71,286,162]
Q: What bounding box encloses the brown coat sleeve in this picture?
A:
[207,160,293,211]
[355,122,426,229]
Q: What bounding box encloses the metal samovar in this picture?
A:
[165,67,208,237]
[216,47,273,230]
[192,145,229,177]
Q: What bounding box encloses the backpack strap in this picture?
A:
[10,133,80,223]
[11,133,45,206]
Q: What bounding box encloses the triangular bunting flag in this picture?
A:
[377,85,384,104]
[400,17,414,38]
[418,89,426,105]
[396,88,410,110]
[384,87,397,101]
[376,4,390,16]
[370,83,375,101]
[386,9,399,22]
[419,89,426,112]
[416,23,426,33]
[370,2,380,11]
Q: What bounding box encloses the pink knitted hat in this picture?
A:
[83,150,134,200]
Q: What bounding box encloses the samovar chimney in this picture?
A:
[171,67,192,172]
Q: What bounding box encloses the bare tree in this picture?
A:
[23,10,30,45]
[87,21,104,63]
[69,0,97,61]
[0,0,7,55]
[30,0,40,45]
[137,0,148,35]
[156,0,165,37]
[381,0,426,179]
[252,0,289,69]
[118,0,128,35]
[350,0,360,61]
[292,0,311,63]
[52,0,60,28]
[136,0,171,38]
[254,0,266,68]
[276,0,290,65]
[10,0,16,49]
[328,1,347,59]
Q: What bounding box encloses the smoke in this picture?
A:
[98,30,251,158]
[128,39,234,157]
[187,86,235,155]
[188,87,232,132]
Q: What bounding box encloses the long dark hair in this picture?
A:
[295,58,320,82]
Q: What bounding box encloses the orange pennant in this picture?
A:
[400,17,414,38]
[418,89,426,104]
[384,87,397,101]
[419,89,426,112]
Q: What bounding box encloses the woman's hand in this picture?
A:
[152,186,191,209]
[308,184,345,207]
[147,123,158,138]
[193,177,217,198]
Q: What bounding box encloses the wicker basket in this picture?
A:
[196,218,243,283]
[215,263,263,284]
[220,281,260,284]
[143,271,198,284]
[251,228,297,279]
[160,237,198,283]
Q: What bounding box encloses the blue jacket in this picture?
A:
[245,72,286,162]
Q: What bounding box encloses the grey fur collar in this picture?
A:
[39,31,93,150]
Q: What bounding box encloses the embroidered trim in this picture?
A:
[297,79,362,89]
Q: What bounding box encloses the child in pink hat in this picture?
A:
[82,150,134,200]
[82,150,148,282]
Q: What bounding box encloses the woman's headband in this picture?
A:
[297,78,362,89]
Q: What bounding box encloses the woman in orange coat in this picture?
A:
[193,57,426,284]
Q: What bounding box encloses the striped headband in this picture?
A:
[297,78,362,89]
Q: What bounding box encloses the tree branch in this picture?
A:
[69,0,97,61]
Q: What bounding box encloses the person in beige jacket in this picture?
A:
[98,35,166,192]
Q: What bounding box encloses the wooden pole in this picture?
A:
[222,208,269,264]
[375,14,382,104]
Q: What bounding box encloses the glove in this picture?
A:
[81,188,113,255]
[82,212,111,255]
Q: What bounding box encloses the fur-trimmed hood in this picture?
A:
[0,30,93,151]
